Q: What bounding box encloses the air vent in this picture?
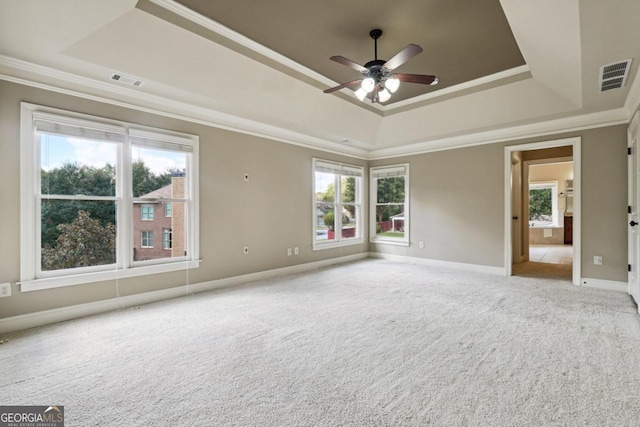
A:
[110,73,143,87]
[599,59,632,92]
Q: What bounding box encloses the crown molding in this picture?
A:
[368,108,630,160]
[0,54,633,162]
[383,65,531,115]
[624,60,640,116]
[143,0,531,115]
[0,55,369,159]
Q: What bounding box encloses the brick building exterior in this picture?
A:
[132,174,186,261]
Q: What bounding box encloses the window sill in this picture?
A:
[369,238,410,247]
[19,260,201,292]
[312,238,364,251]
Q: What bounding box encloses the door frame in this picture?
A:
[504,137,581,285]
[628,111,640,305]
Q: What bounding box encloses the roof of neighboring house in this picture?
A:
[135,184,172,203]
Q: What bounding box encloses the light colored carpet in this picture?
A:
[1,259,640,426]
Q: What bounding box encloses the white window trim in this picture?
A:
[141,205,155,220]
[370,163,410,246]
[19,103,200,292]
[141,231,154,248]
[163,228,172,250]
[312,158,364,251]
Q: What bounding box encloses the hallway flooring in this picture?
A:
[512,244,573,281]
[529,244,573,265]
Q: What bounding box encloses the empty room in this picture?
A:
[1,0,640,425]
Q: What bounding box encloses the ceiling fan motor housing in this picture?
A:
[363,60,387,81]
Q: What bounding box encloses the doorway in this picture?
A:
[504,138,581,285]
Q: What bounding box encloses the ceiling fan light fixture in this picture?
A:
[385,76,400,93]
[361,77,376,93]
[378,88,392,103]
[326,29,436,104]
[354,87,368,101]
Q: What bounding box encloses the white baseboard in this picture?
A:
[0,253,368,335]
[580,277,628,293]
[3,253,627,335]
[368,252,506,276]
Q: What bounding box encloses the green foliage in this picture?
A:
[41,162,116,196]
[41,210,116,270]
[132,160,173,198]
[41,163,117,247]
[317,182,335,202]
[323,211,350,231]
[529,188,552,221]
[377,177,405,204]
[324,211,335,231]
[40,161,176,268]
[376,177,405,223]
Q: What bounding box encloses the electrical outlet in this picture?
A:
[594,255,602,265]
[294,247,299,255]
[243,246,249,255]
[0,283,11,297]
[287,248,292,256]
[419,241,425,249]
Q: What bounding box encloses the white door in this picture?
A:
[628,111,640,306]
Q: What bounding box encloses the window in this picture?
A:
[20,103,200,291]
[313,159,363,249]
[141,205,154,220]
[141,231,154,248]
[163,228,172,250]
[164,202,172,217]
[370,164,409,245]
[529,181,559,227]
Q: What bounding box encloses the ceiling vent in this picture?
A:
[599,59,632,92]
[110,73,143,87]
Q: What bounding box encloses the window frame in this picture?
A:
[19,103,200,292]
[369,164,410,246]
[163,228,172,250]
[141,231,154,248]
[141,205,154,221]
[529,181,560,227]
[312,158,364,251]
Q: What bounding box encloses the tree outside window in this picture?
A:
[529,182,559,227]
[313,159,363,249]
[370,164,409,244]
[24,106,198,288]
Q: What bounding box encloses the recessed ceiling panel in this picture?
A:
[171,0,525,105]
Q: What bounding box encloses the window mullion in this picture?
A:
[119,134,131,269]
[335,173,342,242]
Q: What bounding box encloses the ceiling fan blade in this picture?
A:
[330,56,367,73]
[323,79,363,94]
[395,73,438,85]
[383,44,423,70]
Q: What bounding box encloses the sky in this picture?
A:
[315,171,335,195]
[40,134,186,174]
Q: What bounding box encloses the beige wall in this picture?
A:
[0,81,367,318]
[0,79,630,320]
[370,143,507,267]
[371,125,628,282]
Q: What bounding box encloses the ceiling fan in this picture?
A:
[324,29,438,104]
